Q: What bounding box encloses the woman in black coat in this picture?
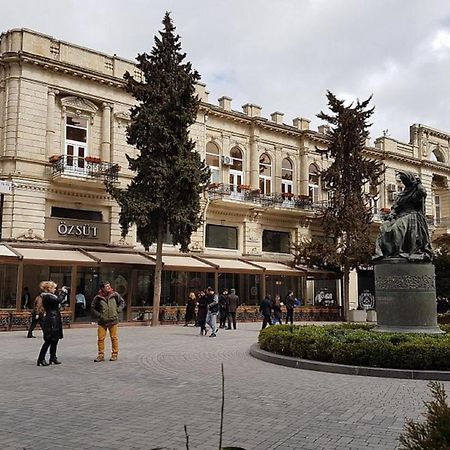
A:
[196,290,208,335]
[36,281,68,366]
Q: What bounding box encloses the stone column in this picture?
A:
[4,64,21,158]
[299,140,309,196]
[101,103,112,162]
[249,125,259,189]
[0,84,5,156]
[45,88,58,158]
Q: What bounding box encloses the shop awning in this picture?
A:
[12,247,96,265]
[296,264,341,279]
[0,244,20,259]
[85,251,155,266]
[248,261,305,276]
[161,255,215,272]
[200,257,263,274]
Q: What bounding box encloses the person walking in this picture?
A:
[218,289,228,329]
[27,291,45,338]
[259,294,273,329]
[226,288,240,330]
[91,281,125,362]
[205,287,219,337]
[285,290,295,325]
[36,281,68,366]
[197,290,208,335]
[22,286,31,309]
[272,295,283,325]
[184,292,197,326]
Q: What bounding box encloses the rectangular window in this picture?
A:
[206,224,238,249]
[262,230,290,253]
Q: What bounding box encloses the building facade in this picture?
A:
[0,29,448,325]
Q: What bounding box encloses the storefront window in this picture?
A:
[0,264,18,308]
[217,273,260,305]
[160,271,212,306]
[264,275,302,303]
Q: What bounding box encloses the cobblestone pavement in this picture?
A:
[0,322,445,450]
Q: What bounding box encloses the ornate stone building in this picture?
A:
[0,29,447,325]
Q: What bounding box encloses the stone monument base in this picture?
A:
[374,259,442,334]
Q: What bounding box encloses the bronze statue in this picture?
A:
[374,171,433,261]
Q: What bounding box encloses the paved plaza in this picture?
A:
[0,322,445,450]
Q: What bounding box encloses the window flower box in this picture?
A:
[380,207,391,214]
[237,184,251,192]
[208,182,220,190]
[282,192,294,200]
[48,155,61,164]
[85,156,101,164]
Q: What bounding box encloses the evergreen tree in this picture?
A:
[293,91,383,321]
[106,12,210,325]
[399,381,450,449]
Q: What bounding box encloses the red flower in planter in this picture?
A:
[48,155,60,164]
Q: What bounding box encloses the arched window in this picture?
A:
[229,147,243,192]
[281,158,293,195]
[308,164,319,203]
[259,153,272,194]
[430,147,445,163]
[206,142,220,183]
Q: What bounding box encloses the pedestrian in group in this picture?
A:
[22,286,31,309]
[27,291,45,338]
[226,288,239,330]
[36,281,68,366]
[285,290,295,325]
[91,281,125,362]
[75,287,86,317]
[197,290,208,335]
[205,287,219,337]
[218,289,228,329]
[184,292,197,326]
[259,294,273,329]
[272,294,283,325]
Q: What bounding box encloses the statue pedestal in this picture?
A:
[374,259,442,334]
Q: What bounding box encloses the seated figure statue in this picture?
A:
[374,170,433,261]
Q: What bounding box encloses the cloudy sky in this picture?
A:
[2,0,450,142]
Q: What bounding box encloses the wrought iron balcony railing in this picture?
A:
[49,155,120,183]
[206,183,327,211]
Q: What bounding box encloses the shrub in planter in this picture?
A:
[259,324,450,370]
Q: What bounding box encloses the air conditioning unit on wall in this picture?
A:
[222,155,233,165]
[387,183,396,192]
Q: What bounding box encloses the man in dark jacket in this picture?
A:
[226,288,240,330]
[91,281,125,362]
[218,289,228,329]
[285,290,295,325]
[259,295,273,329]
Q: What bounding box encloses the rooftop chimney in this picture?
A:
[218,96,232,111]
[292,117,310,130]
[270,111,284,125]
[242,103,262,117]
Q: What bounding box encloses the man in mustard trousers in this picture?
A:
[91,281,125,362]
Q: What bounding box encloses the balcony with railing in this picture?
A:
[206,183,327,212]
[49,155,121,184]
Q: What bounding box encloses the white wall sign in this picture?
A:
[0,181,12,194]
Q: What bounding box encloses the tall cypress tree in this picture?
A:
[293,91,383,321]
[106,12,210,325]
